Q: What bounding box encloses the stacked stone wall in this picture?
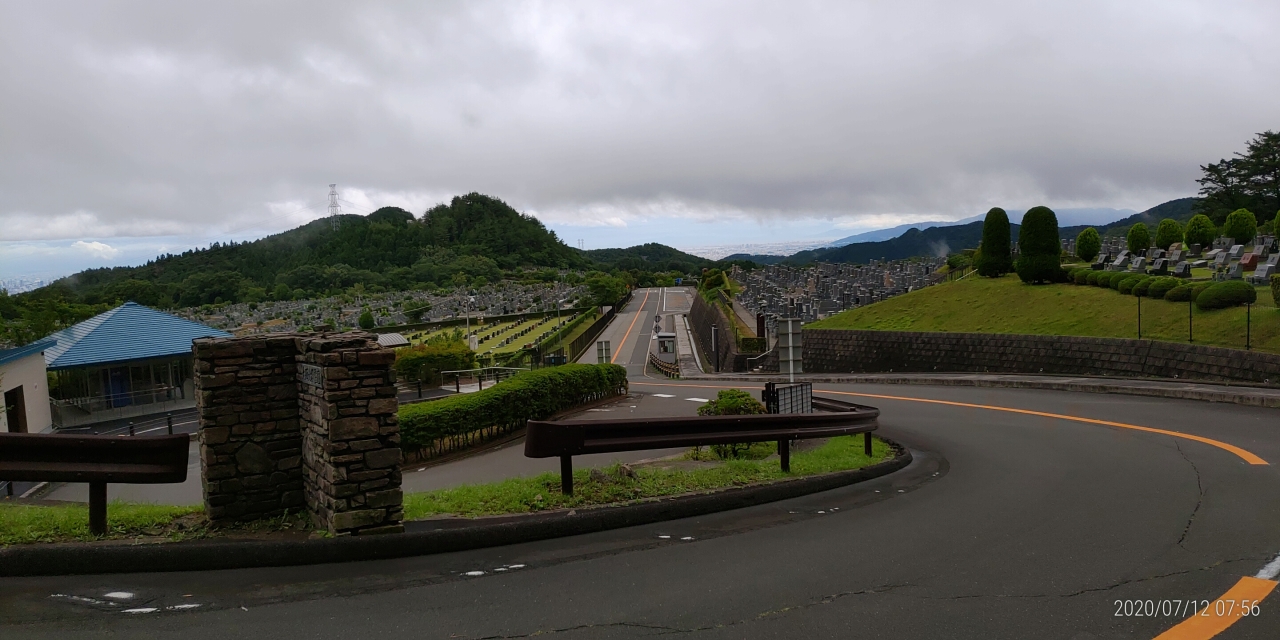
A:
[194,332,403,536]
[689,294,746,372]
[297,335,403,535]
[804,329,1280,384]
[194,336,303,523]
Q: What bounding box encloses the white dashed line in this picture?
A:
[685,398,709,403]
[1256,553,1280,580]
[508,564,526,569]
[167,604,202,611]
[123,608,158,614]
[657,534,671,539]
[652,394,675,398]
[104,592,134,600]
[680,536,695,541]
[464,571,486,577]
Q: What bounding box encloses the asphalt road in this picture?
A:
[4,380,1280,638]
[576,288,664,375]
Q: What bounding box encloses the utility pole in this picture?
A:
[328,184,341,231]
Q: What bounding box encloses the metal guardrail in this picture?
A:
[52,386,180,413]
[525,398,879,494]
[648,353,680,378]
[0,433,189,534]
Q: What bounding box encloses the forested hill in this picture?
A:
[47,193,590,309]
[585,243,714,273]
[730,197,1199,266]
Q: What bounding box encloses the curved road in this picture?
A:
[4,381,1280,638]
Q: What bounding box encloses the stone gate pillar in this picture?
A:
[193,332,402,536]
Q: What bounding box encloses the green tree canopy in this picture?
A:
[1153,219,1183,250]
[1184,214,1217,248]
[1015,206,1064,284]
[1222,208,1258,245]
[1126,223,1151,254]
[1075,227,1101,262]
[1195,131,1280,226]
[358,310,375,330]
[976,207,1012,277]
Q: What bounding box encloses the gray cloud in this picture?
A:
[2,1,1278,247]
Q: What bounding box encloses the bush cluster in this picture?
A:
[398,363,628,451]
[976,208,1013,277]
[1016,206,1066,284]
[1196,281,1258,310]
[394,338,475,383]
[1146,277,1181,300]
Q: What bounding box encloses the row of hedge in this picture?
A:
[1066,267,1261,310]
[398,363,628,456]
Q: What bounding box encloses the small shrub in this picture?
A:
[1222,209,1258,246]
[1073,269,1091,285]
[1273,274,1280,308]
[697,389,768,460]
[1196,281,1258,310]
[1191,282,1214,302]
[1127,223,1151,254]
[1110,273,1129,291]
[1086,271,1103,286]
[1147,277,1181,300]
[1117,276,1144,295]
[1076,227,1101,262]
[1165,285,1195,302]
[1131,277,1155,297]
[1185,214,1217,248]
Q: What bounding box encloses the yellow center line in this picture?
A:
[611,289,651,364]
[630,382,1268,466]
[1153,576,1277,639]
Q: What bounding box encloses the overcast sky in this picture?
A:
[2,1,1278,278]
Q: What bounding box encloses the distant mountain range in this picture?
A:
[727,199,1196,265]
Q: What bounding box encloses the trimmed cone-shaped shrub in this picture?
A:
[1195,281,1258,310]
[1222,209,1258,246]
[1165,285,1195,302]
[1147,277,1182,300]
[1016,206,1064,283]
[1076,227,1101,262]
[977,207,1013,277]
[1154,219,1183,250]
[1185,214,1217,248]
[1127,223,1151,254]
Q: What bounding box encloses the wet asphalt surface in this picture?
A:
[2,380,1280,638]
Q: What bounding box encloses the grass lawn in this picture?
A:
[809,274,1280,354]
[402,435,894,519]
[0,502,203,545]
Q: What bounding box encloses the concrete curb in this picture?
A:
[686,374,1280,409]
[0,442,911,577]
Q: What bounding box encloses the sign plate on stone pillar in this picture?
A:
[299,363,324,388]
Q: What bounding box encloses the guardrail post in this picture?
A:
[864,432,872,456]
[89,481,107,535]
[778,439,790,472]
[455,374,461,393]
[166,413,173,435]
[417,379,422,398]
[560,455,574,495]
[128,421,135,436]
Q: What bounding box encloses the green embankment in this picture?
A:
[808,274,1280,354]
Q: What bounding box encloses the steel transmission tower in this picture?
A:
[328,184,341,230]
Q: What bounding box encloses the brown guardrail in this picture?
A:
[0,433,189,534]
[525,398,879,494]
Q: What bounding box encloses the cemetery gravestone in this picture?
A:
[1149,258,1169,275]
[1129,257,1147,272]
[1250,264,1275,284]
[1229,245,1245,259]
[1189,243,1202,257]
[1226,263,1244,280]
[1173,262,1192,278]
[1241,254,1259,270]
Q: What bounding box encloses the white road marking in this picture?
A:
[680,536,695,541]
[652,394,675,398]
[123,608,158,614]
[464,571,486,576]
[104,592,134,600]
[1256,553,1280,580]
[508,564,526,569]
[166,604,201,611]
[686,398,709,402]
[657,535,671,539]
[51,594,119,607]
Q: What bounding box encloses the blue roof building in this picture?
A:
[45,302,230,429]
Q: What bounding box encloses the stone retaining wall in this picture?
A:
[689,294,749,372]
[804,329,1280,384]
[194,332,403,535]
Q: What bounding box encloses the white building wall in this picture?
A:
[0,351,53,433]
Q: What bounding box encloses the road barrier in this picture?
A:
[0,433,189,534]
[524,397,879,494]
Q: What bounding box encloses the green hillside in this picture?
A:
[809,273,1280,354]
[586,243,713,274]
